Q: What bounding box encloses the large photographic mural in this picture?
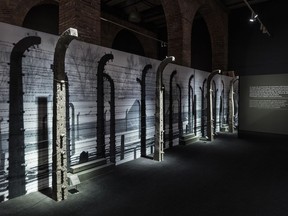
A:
[0,22,234,202]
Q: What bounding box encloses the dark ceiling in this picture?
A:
[220,0,270,9]
[101,0,270,33]
[101,0,269,37]
[101,0,164,31]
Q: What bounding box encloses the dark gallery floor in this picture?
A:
[0,133,288,216]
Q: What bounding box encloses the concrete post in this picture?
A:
[207,69,221,141]
[52,28,78,201]
[220,80,225,127]
[188,74,194,133]
[193,94,197,135]
[163,85,166,148]
[229,78,239,133]
[66,76,71,171]
[154,56,175,162]
[212,81,218,134]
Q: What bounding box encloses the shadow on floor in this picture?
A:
[1,132,288,216]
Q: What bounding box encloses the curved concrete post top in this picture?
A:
[157,56,175,87]
[207,69,221,88]
[53,28,78,80]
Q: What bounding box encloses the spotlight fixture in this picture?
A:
[249,12,258,22]
[243,0,271,36]
[128,8,141,23]
[260,24,267,34]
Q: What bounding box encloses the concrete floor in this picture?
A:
[1,133,288,216]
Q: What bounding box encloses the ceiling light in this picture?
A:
[128,10,141,23]
[243,0,270,36]
[249,12,258,22]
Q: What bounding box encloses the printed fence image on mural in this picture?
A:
[0,22,235,202]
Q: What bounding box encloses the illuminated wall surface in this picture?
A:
[239,74,288,135]
[0,22,233,202]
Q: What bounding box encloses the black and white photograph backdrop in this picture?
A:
[0,22,234,202]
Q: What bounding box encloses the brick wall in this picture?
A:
[198,1,228,71]
[59,0,101,44]
[0,0,12,23]
[0,0,228,70]
[101,13,158,59]
[161,0,228,70]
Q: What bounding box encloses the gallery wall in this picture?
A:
[228,0,288,138]
[228,0,288,75]
[239,74,288,136]
[0,22,233,202]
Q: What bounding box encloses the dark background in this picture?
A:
[228,0,288,76]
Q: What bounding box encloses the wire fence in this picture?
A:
[0,35,234,202]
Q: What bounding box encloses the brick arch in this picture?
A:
[101,22,121,49]
[160,0,184,65]
[180,0,228,70]
[12,0,58,26]
[0,1,10,22]
[160,0,227,70]
[198,1,228,71]
[112,29,145,56]
[161,0,203,66]
[101,12,158,59]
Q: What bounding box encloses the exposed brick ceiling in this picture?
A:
[220,0,270,9]
[101,0,164,31]
[101,0,270,32]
